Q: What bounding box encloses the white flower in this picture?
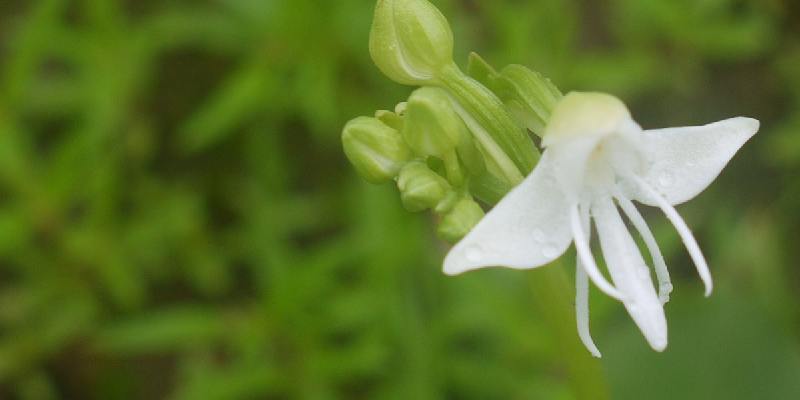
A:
[443,92,759,356]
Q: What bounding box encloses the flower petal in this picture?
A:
[571,204,625,301]
[575,204,602,357]
[615,192,673,304]
[592,196,667,351]
[443,152,572,275]
[632,176,713,297]
[625,117,759,206]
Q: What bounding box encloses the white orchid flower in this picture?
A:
[443,92,759,356]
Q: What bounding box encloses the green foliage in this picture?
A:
[0,0,798,399]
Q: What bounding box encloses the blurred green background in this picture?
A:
[0,0,799,399]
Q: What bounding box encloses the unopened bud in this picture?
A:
[397,160,451,212]
[369,0,454,85]
[375,109,404,131]
[437,197,484,242]
[342,116,411,184]
[403,87,464,158]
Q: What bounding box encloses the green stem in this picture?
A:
[529,266,610,400]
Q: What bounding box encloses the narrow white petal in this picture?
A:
[615,192,673,304]
[443,152,573,275]
[575,204,601,357]
[633,176,713,297]
[624,117,759,206]
[570,203,625,301]
[593,196,667,351]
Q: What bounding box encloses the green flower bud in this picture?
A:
[369,0,454,86]
[342,116,411,184]
[467,52,562,137]
[397,160,451,212]
[437,197,485,242]
[375,109,404,131]
[403,87,463,158]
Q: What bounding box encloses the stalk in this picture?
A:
[436,63,538,184]
[529,266,610,400]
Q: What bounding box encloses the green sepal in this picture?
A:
[466,52,499,88]
[466,53,562,137]
[495,64,562,137]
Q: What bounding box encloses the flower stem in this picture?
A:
[528,266,610,400]
[436,63,538,183]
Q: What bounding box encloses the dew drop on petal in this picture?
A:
[532,229,546,242]
[542,244,559,258]
[658,171,674,188]
[465,245,483,263]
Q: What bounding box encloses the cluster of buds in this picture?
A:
[342,0,562,241]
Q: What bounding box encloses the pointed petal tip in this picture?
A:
[638,316,668,352]
[442,256,465,276]
[442,268,459,276]
[645,329,668,352]
[442,250,484,276]
[737,116,760,134]
[646,326,668,352]
[702,276,713,297]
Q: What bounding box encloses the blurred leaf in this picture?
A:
[94,307,226,354]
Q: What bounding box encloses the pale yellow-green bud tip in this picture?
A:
[369,0,454,85]
[342,116,411,184]
[437,197,484,242]
[397,161,451,212]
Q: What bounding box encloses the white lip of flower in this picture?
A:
[444,92,760,356]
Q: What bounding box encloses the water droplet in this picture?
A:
[658,172,674,187]
[542,244,559,258]
[532,229,546,242]
[465,245,483,263]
